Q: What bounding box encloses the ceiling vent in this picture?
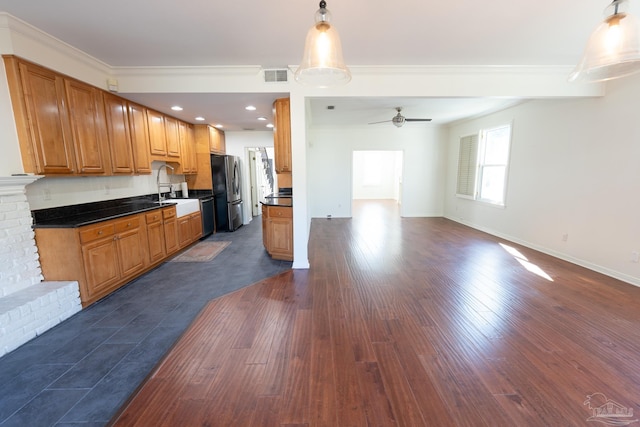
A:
[264,69,288,83]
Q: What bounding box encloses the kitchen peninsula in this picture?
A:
[261,192,293,261]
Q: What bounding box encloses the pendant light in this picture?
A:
[294,1,351,87]
[570,0,640,82]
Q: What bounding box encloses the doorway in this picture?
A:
[352,150,403,216]
[247,147,275,217]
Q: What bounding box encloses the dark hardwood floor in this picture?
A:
[110,200,640,426]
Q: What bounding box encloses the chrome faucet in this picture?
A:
[157,164,175,202]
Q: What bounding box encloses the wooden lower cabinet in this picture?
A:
[163,207,179,255]
[145,210,166,263]
[34,205,194,307]
[178,211,202,248]
[261,204,293,261]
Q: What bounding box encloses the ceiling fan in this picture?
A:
[369,107,432,127]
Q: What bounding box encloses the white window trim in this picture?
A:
[456,123,512,207]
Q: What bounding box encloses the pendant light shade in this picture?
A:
[294,1,351,87]
[570,0,640,82]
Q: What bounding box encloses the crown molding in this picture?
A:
[0,13,111,76]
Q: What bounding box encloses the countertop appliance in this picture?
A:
[211,154,243,232]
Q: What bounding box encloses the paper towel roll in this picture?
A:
[180,182,188,198]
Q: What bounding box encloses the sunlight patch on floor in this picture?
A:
[499,243,553,282]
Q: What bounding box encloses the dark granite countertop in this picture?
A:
[32,195,181,228]
[261,197,293,207]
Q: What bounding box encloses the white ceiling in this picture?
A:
[0,0,611,130]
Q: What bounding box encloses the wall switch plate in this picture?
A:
[43,189,51,200]
[632,251,639,263]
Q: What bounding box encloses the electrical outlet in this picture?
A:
[104,184,110,195]
[562,233,568,242]
[43,189,51,200]
[631,251,639,263]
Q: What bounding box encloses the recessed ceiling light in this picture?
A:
[266,123,274,128]
[245,105,257,111]
[215,124,224,129]
[257,117,267,121]
[195,116,205,121]
[171,106,183,111]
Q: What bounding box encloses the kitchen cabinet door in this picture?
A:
[178,216,191,248]
[64,79,110,174]
[81,236,120,301]
[190,212,203,241]
[145,212,166,264]
[164,116,181,158]
[128,102,152,174]
[273,98,291,174]
[114,217,146,279]
[147,109,167,157]
[163,207,179,255]
[103,93,134,174]
[178,121,197,174]
[186,123,197,174]
[208,125,226,154]
[269,216,293,260]
[268,208,293,261]
[5,57,76,174]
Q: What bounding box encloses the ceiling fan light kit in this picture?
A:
[570,0,640,82]
[294,0,351,88]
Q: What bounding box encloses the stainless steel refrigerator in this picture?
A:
[211,154,243,232]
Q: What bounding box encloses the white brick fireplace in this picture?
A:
[0,176,81,357]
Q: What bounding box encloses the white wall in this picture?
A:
[444,74,640,286]
[308,125,446,218]
[224,131,274,224]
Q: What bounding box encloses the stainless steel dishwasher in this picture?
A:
[200,196,215,237]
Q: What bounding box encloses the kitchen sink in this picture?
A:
[157,198,200,217]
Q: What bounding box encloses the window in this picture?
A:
[456,124,511,206]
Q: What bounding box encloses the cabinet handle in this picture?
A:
[98,230,103,235]
[127,223,131,227]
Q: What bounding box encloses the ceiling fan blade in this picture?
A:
[404,118,432,122]
[368,120,392,125]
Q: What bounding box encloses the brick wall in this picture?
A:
[0,191,43,296]
[0,176,81,357]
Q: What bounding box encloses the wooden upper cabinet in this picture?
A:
[273,98,291,173]
[186,122,197,174]
[147,109,167,157]
[208,125,226,154]
[103,92,134,174]
[164,116,181,158]
[178,121,197,174]
[127,102,152,174]
[64,79,110,175]
[3,56,76,174]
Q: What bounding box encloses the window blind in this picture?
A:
[456,134,478,197]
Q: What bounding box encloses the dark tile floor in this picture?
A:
[0,218,291,427]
